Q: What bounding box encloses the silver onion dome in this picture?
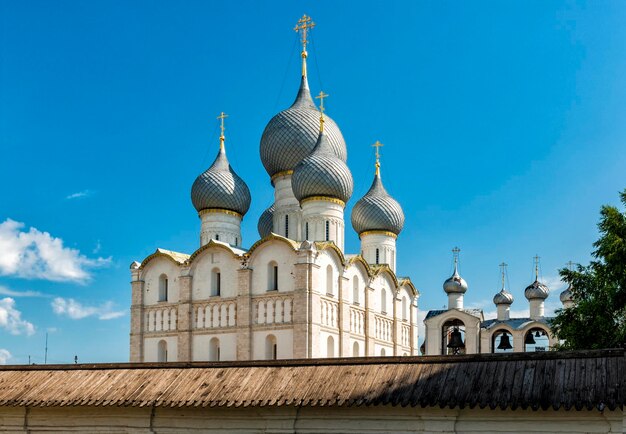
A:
[260,76,347,178]
[443,268,468,294]
[257,204,275,238]
[493,289,514,305]
[292,126,353,204]
[351,172,405,235]
[191,146,251,216]
[560,285,573,304]
[524,279,550,300]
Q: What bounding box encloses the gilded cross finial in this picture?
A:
[294,14,315,77]
[499,262,508,289]
[217,112,228,149]
[533,255,541,280]
[452,247,461,271]
[372,140,384,175]
[315,91,328,132]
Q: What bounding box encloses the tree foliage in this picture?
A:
[551,189,626,350]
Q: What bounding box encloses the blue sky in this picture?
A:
[1,1,625,364]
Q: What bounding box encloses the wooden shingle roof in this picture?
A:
[0,349,623,411]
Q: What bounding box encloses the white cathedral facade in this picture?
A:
[129,17,419,362]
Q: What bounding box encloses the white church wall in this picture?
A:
[373,342,393,357]
[320,331,340,357]
[314,250,342,298]
[192,332,237,361]
[141,257,181,305]
[349,338,365,357]
[344,262,368,306]
[252,329,293,360]
[190,248,239,300]
[249,241,296,295]
[144,336,178,362]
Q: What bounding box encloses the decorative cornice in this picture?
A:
[300,196,345,207]
[359,230,398,239]
[198,208,243,219]
[270,170,294,184]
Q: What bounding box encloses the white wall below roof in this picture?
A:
[252,329,293,360]
[273,175,302,240]
[200,211,242,247]
[192,332,237,361]
[144,336,178,362]
[142,258,180,305]
[301,199,345,250]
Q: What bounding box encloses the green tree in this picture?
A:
[551,189,626,350]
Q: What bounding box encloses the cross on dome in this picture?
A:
[315,91,329,131]
[217,111,228,149]
[294,14,315,77]
[372,141,384,175]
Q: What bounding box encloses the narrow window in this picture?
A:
[327,336,335,358]
[265,335,277,360]
[211,268,221,296]
[352,341,359,357]
[216,272,221,296]
[305,222,309,240]
[381,288,387,314]
[215,234,219,241]
[402,297,408,321]
[380,348,386,356]
[157,340,167,362]
[285,215,289,238]
[353,278,359,304]
[273,266,278,291]
[325,221,330,241]
[268,262,278,291]
[158,274,168,302]
[273,344,277,360]
[326,265,333,296]
[375,248,380,265]
[235,237,238,246]
[209,337,220,361]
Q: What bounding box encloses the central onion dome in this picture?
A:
[191,142,251,216]
[260,75,347,179]
[524,279,549,300]
[493,289,514,305]
[292,121,353,203]
[351,162,404,236]
[257,204,275,238]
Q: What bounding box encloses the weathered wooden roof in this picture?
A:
[0,349,623,411]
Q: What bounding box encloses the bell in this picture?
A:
[497,332,513,350]
[535,330,541,338]
[447,328,465,349]
[525,332,536,345]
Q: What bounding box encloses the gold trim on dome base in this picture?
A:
[198,208,243,219]
[359,230,398,239]
[270,170,294,183]
[300,196,345,207]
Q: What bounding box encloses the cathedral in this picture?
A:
[129,16,419,362]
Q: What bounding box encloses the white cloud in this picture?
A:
[0,297,35,336]
[51,297,125,320]
[0,285,47,298]
[66,190,93,200]
[0,349,11,365]
[0,219,111,283]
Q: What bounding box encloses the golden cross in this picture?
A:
[533,255,541,280]
[217,112,228,148]
[294,14,315,51]
[372,140,383,174]
[315,91,329,113]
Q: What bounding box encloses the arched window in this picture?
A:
[157,340,167,362]
[326,265,333,296]
[375,248,380,265]
[305,222,309,240]
[211,268,221,297]
[268,261,278,291]
[442,319,466,355]
[327,335,335,358]
[209,337,220,361]
[325,221,330,241]
[265,334,277,360]
[352,278,359,305]
[380,348,386,356]
[524,327,550,352]
[352,341,359,357]
[402,297,408,321]
[492,329,514,353]
[381,288,387,313]
[158,274,168,302]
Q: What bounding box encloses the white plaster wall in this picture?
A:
[200,212,242,247]
[398,286,413,322]
[314,250,342,297]
[360,233,396,272]
[144,336,178,362]
[371,274,394,315]
[301,200,345,250]
[249,241,296,295]
[191,249,239,300]
[374,343,393,357]
[192,332,237,361]
[273,175,302,240]
[320,331,340,357]
[345,263,368,305]
[350,338,365,357]
[252,329,293,360]
[141,258,180,305]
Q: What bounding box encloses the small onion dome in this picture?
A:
[351,172,405,236]
[257,204,275,238]
[260,76,347,178]
[443,266,468,294]
[493,289,514,305]
[191,146,251,216]
[291,128,353,204]
[560,285,573,304]
[524,279,550,300]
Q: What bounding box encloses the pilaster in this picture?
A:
[236,266,253,360]
[365,285,376,356]
[129,265,144,362]
[339,274,350,357]
[393,294,402,356]
[176,268,193,362]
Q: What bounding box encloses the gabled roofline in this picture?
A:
[139,248,190,269]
